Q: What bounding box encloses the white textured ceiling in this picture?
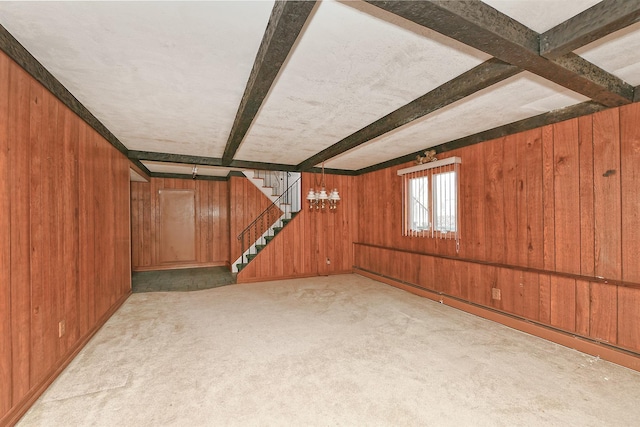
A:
[237,0,489,165]
[482,0,602,33]
[0,1,274,157]
[325,72,588,170]
[576,21,640,86]
[0,0,637,173]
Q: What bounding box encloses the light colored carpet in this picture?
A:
[18,274,640,426]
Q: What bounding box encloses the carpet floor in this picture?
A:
[17,274,640,426]
[131,266,234,293]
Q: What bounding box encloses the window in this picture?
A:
[398,157,460,240]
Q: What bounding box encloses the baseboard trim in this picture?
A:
[355,268,640,372]
[2,290,132,426]
[236,270,353,284]
[132,261,228,272]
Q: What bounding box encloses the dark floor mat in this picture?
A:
[132,266,235,293]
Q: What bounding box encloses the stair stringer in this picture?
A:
[236,210,301,282]
[231,211,287,273]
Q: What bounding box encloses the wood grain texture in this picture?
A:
[542,125,556,271]
[538,274,552,324]
[589,282,617,344]
[0,51,131,422]
[9,56,32,404]
[131,178,230,270]
[575,280,591,337]
[352,108,639,362]
[158,189,196,264]
[523,129,544,269]
[578,115,595,277]
[620,103,640,283]
[0,48,11,417]
[237,173,356,283]
[552,119,581,275]
[593,109,622,280]
[484,138,506,263]
[229,175,273,264]
[618,287,640,352]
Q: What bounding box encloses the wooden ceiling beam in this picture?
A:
[129,150,297,172]
[364,1,634,107]
[540,0,640,59]
[221,1,317,165]
[297,58,521,171]
[357,101,606,175]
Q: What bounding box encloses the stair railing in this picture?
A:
[252,170,285,197]
[237,176,301,266]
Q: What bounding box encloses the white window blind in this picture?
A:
[398,157,461,241]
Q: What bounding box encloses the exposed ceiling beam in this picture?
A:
[297,58,521,170]
[540,0,640,59]
[149,173,228,182]
[221,0,317,165]
[357,101,606,175]
[129,150,296,172]
[364,1,634,107]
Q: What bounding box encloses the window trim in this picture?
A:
[398,156,461,240]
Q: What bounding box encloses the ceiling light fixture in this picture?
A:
[306,162,340,211]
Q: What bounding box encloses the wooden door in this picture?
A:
[159,189,196,264]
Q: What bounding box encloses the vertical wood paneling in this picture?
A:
[550,276,576,332]
[9,58,32,404]
[1,52,132,423]
[130,183,143,267]
[29,81,59,385]
[620,103,640,283]
[589,282,617,344]
[78,122,95,336]
[553,119,581,275]
[131,178,230,270]
[575,280,590,337]
[237,173,355,282]
[228,176,273,265]
[352,106,640,365]
[618,287,640,352]
[578,115,595,277]
[593,109,622,280]
[484,138,506,263]
[542,125,556,271]
[60,105,80,352]
[470,145,486,261]
[524,129,544,269]
[0,50,12,417]
[503,137,518,266]
[470,263,492,307]
[538,274,552,324]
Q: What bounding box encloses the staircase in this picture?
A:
[233,171,301,273]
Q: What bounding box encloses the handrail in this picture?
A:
[237,176,300,240]
[236,175,301,267]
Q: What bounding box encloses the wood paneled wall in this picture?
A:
[354,104,640,358]
[131,178,229,270]
[237,173,357,282]
[229,175,276,263]
[0,51,131,425]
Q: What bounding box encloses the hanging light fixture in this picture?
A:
[306,162,340,210]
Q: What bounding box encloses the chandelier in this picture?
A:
[306,162,340,210]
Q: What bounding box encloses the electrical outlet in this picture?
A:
[58,320,66,338]
[326,257,331,265]
[491,288,501,301]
